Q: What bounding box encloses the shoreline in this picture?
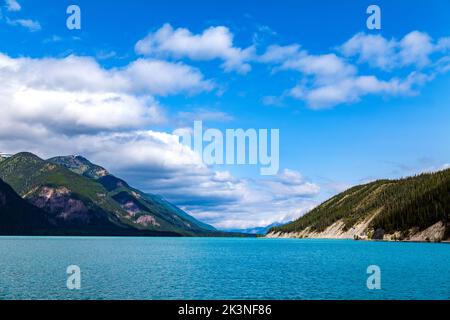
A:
[266,219,448,243]
[264,234,450,244]
[0,234,448,244]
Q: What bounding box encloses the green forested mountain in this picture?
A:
[48,155,216,232]
[270,169,450,241]
[0,152,217,236]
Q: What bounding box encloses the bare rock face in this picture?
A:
[136,215,160,227]
[121,201,141,217]
[408,221,446,242]
[27,186,91,224]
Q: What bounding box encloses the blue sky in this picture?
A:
[0,0,449,229]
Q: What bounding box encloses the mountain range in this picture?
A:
[3,151,450,241]
[268,168,450,242]
[0,152,222,236]
[225,222,286,235]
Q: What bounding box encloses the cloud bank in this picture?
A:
[261,31,450,108]
[0,51,318,229]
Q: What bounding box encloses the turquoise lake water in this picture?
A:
[0,237,449,300]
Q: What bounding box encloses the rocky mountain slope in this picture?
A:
[268,169,450,242]
[49,155,216,233]
[0,152,217,236]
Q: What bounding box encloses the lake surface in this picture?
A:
[0,237,449,300]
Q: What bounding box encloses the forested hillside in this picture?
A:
[270,169,450,241]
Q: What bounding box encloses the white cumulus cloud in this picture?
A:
[6,17,41,31]
[135,23,254,74]
[5,0,21,11]
[0,53,215,134]
[260,30,450,108]
[341,31,447,70]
